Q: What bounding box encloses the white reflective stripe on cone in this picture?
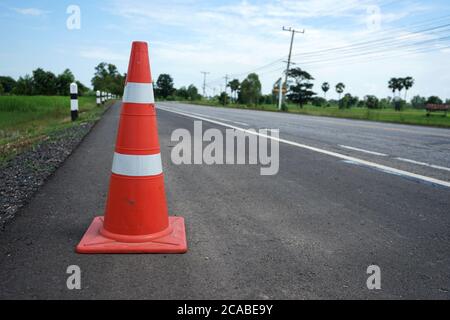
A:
[122,82,155,104]
[111,152,162,176]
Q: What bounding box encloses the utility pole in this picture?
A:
[201,71,209,98]
[223,74,229,104]
[277,78,283,110]
[224,75,229,94]
[282,26,304,105]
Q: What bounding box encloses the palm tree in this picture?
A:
[228,79,240,102]
[335,82,345,100]
[396,78,404,98]
[321,82,330,98]
[388,78,398,98]
[402,76,414,100]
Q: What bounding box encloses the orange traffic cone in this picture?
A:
[76,41,187,253]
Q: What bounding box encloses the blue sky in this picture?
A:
[1,0,450,99]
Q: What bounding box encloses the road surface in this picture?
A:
[0,101,449,299]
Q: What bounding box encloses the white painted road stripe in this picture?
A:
[339,145,388,156]
[111,152,162,176]
[157,106,450,188]
[186,111,249,126]
[122,82,155,104]
[396,157,450,172]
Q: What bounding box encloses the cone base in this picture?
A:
[76,216,187,254]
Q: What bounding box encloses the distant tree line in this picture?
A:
[152,73,203,101]
[91,62,125,95]
[0,62,126,97]
[0,69,88,96]
[139,68,449,112]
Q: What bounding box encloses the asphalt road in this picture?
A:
[0,101,449,299]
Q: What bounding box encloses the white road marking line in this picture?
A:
[157,106,450,188]
[185,111,249,126]
[339,145,388,156]
[395,157,450,172]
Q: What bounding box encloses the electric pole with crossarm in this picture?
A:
[282,26,304,106]
[201,71,210,98]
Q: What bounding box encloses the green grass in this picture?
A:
[0,95,111,164]
[180,100,450,128]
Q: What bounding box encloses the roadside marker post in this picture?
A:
[96,90,101,106]
[76,41,187,254]
[101,91,105,105]
[70,82,78,121]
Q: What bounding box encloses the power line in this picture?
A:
[290,22,450,59]
[298,34,450,66]
[202,13,450,91]
[302,42,450,69]
[208,16,450,86]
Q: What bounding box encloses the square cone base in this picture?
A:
[76,216,187,254]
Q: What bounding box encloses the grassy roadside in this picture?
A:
[0,96,112,164]
[178,100,450,129]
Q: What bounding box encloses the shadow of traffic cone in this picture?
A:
[76,41,187,253]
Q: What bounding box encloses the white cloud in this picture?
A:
[13,7,49,16]
[103,0,450,99]
[80,47,128,61]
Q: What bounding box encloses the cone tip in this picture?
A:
[132,41,149,49]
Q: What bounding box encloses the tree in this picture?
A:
[321,82,330,98]
[155,74,175,99]
[379,98,391,109]
[312,96,327,107]
[388,78,398,98]
[56,69,75,95]
[427,96,443,104]
[13,75,33,95]
[402,76,414,100]
[228,79,240,102]
[0,76,17,94]
[396,78,404,98]
[390,77,410,98]
[32,68,57,95]
[187,84,201,100]
[339,93,358,109]
[286,68,316,108]
[218,92,229,105]
[91,62,125,95]
[76,80,89,96]
[260,94,274,105]
[411,95,426,109]
[239,73,261,105]
[335,82,345,100]
[176,86,189,100]
[365,95,379,109]
[0,83,4,95]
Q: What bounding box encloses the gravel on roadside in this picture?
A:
[0,122,96,230]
